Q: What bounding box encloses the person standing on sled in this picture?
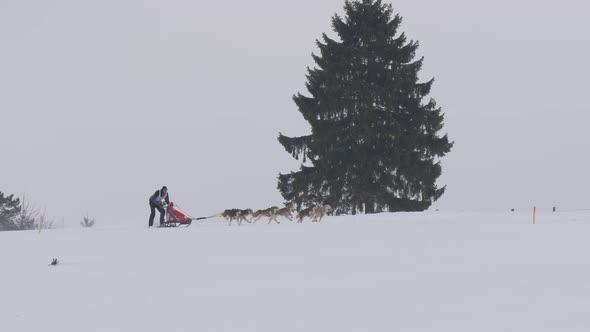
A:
[149,186,170,227]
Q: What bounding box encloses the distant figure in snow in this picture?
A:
[149,186,170,227]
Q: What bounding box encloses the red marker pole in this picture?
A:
[533,207,537,225]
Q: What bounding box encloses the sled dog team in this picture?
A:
[221,204,333,226]
[149,186,333,227]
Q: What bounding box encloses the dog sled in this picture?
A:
[159,203,206,228]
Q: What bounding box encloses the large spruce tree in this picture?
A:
[278,0,453,214]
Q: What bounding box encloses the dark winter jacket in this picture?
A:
[150,190,170,207]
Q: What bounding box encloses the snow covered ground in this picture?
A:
[2,210,590,332]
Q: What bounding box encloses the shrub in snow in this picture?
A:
[81,215,96,228]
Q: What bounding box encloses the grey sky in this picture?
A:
[1,0,589,225]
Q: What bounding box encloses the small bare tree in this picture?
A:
[81,215,96,228]
[36,212,55,233]
[14,195,38,231]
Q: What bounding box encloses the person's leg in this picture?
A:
[157,205,166,226]
[149,202,156,227]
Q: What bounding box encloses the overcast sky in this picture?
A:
[1,0,589,226]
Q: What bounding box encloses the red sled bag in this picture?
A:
[161,203,193,227]
[168,205,191,222]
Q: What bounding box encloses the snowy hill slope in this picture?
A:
[2,211,590,332]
